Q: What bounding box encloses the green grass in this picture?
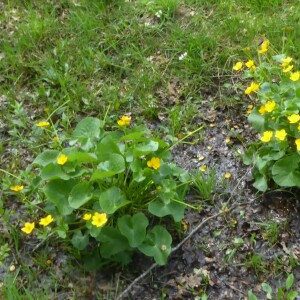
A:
[1,0,300,297]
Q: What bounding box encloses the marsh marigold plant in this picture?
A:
[233,40,300,191]
[30,116,191,268]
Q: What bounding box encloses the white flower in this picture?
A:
[179,52,187,61]
[155,10,163,18]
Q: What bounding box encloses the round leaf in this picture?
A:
[73,117,101,139]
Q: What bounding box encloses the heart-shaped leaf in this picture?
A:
[117,213,148,247]
[91,154,125,179]
[69,182,93,209]
[41,163,70,180]
[33,150,60,166]
[71,230,89,250]
[99,187,130,214]
[44,179,77,215]
[148,199,185,222]
[97,227,130,258]
[272,155,300,187]
[73,117,101,139]
[138,226,172,265]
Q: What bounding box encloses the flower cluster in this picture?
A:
[21,215,54,234]
[233,39,300,191]
[83,212,108,227]
[257,39,270,54]
[117,115,131,126]
[10,185,24,192]
[147,157,161,170]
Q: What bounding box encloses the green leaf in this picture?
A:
[97,135,121,159]
[286,291,298,300]
[41,163,70,180]
[233,238,244,247]
[83,248,102,271]
[253,173,268,192]
[247,290,258,300]
[148,199,185,222]
[117,213,149,247]
[138,226,172,265]
[286,274,294,291]
[248,109,265,132]
[44,179,77,215]
[73,117,101,139]
[33,150,60,166]
[71,230,89,250]
[262,283,272,299]
[158,179,177,204]
[272,155,300,187]
[68,182,93,209]
[272,54,286,63]
[67,152,97,163]
[120,132,145,141]
[91,154,125,179]
[99,187,130,214]
[133,140,159,156]
[97,227,130,258]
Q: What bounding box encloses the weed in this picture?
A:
[191,167,217,201]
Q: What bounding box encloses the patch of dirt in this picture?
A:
[113,103,300,299]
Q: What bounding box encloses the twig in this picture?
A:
[116,169,251,299]
[32,232,55,252]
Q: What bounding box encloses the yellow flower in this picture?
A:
[260,131,273,142]
[92,212,108,227]
[224,172,231,179]
[275,129,287,141]
[258,39,270,54]
[245,82,260,95]
[37,121,50,127]
[265,100,276,113]
[290,72,300,81]
[287,114,300,124]
[283,65,293,73]
[298,123,300,131]
[281,57,293,64]
[280,57,293,67]
[117,116,131,126]
[225,137,231,143]
[21,222,35,234]
[10,185,24,192]
[39,215,54,227]
[53,136,59,142]
[200,165,207,172]
[147,157,161,170]
[233,61,243,71]
[83,213,92,221]
[57,154,68,165]
[259,105,266,115]
[295,139,300,151]
[245,60,256,69]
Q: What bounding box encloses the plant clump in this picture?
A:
[233,40,300,191]
[25,116,190,269]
